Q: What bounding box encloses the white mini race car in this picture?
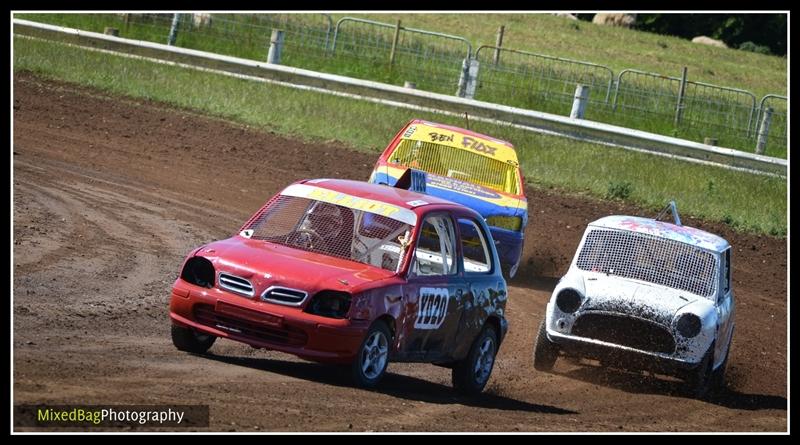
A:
[534,204,734,398]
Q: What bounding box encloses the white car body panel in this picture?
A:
[543,216,735,374]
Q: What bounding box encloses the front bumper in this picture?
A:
[547,330,701,375]
[169,281,369,364]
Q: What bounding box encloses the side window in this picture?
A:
[458,218,492,274]
[413,215,457,277]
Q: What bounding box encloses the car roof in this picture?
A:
[588,215,730,252]
[408,119,515,149]
[292,179,470,213]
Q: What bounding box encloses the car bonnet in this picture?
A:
[581,274,703,326]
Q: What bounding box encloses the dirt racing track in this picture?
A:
[12,73,787,432]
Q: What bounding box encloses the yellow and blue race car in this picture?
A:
[368,119,528,277]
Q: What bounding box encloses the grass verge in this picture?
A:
[15,13,788,157]
[13,36,787,237]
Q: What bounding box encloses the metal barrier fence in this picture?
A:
[473,45,615,116]
[755,94,787,154]
[17,13,787,157]
[611,69,760,152]
[168,13,332,65]
[331,17,472,96]
[87,13,334,62]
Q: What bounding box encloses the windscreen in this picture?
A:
[244,195,412,272]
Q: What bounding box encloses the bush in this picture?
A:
[606,181,632,200]
[738,41,772,55]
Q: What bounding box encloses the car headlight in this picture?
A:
[676,313,702,338]
[180,256,215,288]
[555,288,582,313]
[305,291,352,319]
[486,215,522,231]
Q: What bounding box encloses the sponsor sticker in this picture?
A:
[280,184,417,225]
[414,287,449,330]
[461,136,499,156]
[427,175,500,200]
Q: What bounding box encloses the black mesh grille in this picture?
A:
[572,312,675,354]
[193,304,307,346]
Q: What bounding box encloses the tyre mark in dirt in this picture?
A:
[14,180,76,268]
[14,166,221,331]
[14,155,247,232]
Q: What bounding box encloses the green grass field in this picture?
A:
[13,36,787,237]
[15,13,788,157]
[342,13,786,98]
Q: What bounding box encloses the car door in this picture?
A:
[452,216,505,360]
[715,248,735,365]
[397,212,467,362]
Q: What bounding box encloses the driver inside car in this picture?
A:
[294,202,354,258]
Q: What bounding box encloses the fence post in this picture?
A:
[492,25,505,65]
[570,84,590,119]
[167,13,180,46]
[389,20,402,65]
[267,29,285,64]
[320,13,333,53]
[674,66,688,126]
[457,58,480,99]
[755,107,773,155]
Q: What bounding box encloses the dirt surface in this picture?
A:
[12,73,788,432]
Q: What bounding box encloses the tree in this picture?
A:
[634,14,786,56]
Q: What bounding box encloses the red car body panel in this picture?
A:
[169,179,508,365]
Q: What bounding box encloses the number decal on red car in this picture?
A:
[415,287,449,330]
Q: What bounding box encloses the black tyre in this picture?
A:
[688,344,715,399]
[501,262,519,280]
[452,325,498,395]
[533,319,559,371]
[351,320,391,389]
[710,346,731,393]
[171,324,216,354]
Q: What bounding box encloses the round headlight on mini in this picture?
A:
[555,288,582,313]
[676,313,702,338]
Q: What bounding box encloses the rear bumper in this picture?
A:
[169,281,369,364]
[547,331,701,375]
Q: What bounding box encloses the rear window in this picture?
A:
[388,138,520,195]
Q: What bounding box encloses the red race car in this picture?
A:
[169,177,509,394]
